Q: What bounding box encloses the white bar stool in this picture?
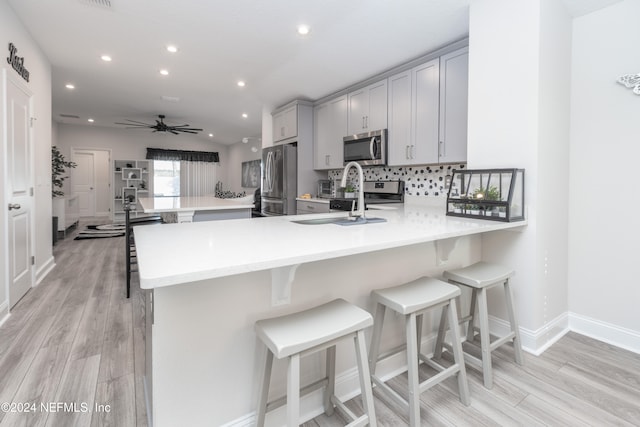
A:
[435,262,524,389]
[368,277,470,427]
[255,299,377,427]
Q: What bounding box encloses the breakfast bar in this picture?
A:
[138,195,253,223]
[134,203,525,427]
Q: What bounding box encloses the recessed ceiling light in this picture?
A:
[237,80,246,87]
[166,45,178,53]
[88,118,95,123]
[297,25,310,35]
[242,113,248,118]
[160,69,169,76]
[100,55,112,62]
[208,133,214,138]
[65,83,75,89]
[242,137,249,143]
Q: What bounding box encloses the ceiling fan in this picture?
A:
[115,114,203,135]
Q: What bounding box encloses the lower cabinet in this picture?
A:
[296,199,331,215]
[52,195,80,235]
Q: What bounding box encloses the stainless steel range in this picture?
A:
[330,181,404,211]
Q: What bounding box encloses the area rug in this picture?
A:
[74,223,126,240]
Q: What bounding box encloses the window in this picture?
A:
[153,160,180,196]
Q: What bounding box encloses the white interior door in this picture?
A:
[72,151,96,217]
[72,149,110,217]
[7,78,33,308]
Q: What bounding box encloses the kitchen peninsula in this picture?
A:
[138,195,253,223]
[134,203,525,426]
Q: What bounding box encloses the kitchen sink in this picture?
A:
[291,217,386,226]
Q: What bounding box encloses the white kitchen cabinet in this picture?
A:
[438,46,469,164]
[113,159,151,222]
[296,199,331,215]
[347,79,387,135]
[314,95,347,170]
[388,59,440,166]
[273,104,298,143]
[387,47,468,166]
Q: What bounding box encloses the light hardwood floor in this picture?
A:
[1,219,639,426]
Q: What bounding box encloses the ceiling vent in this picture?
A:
[60,114,81,119]
[78,0,113,10]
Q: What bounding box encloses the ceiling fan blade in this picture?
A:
[170,130,179,135]
[121,119,153,125]
[114,122,150,127]
[178,129,199,134]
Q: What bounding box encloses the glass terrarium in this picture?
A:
[446,168,525,222]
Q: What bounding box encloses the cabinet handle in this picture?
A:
[365,116,369,129]
[8,203,21,211]
[439,140,444,157]
[281,127,285,137]
[411,145,416,159]
[362,117,365,129]
[406,145,410,159]
[326,155,330,166]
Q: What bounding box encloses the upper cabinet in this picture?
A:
[273,104,299,143]
[388,46,468,166]
[347,79,388,135]
[438,47,469,164]
[314,95,348,170]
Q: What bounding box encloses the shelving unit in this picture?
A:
[113,159,152,222]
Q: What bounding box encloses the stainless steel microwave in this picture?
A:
[343,129,387,166]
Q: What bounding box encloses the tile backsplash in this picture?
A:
[328,163,466,198]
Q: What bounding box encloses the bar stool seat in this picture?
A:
[255,299,376,427]
[369,277,470,427]
[435,262,524,389]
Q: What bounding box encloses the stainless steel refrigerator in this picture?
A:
[261,143,297,216]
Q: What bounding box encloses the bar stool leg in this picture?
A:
[354,330,377,427]
[416,313,424,355]
[466,289,478,342]
[504,279,524,365]
[476,288,493,389]
[325,346,336,416]
[287,353,301,426]
[433,304,448,359]
[256,349,273,427]
[405,312,420,427]
[368,303,386,374]
[446,298,470,405]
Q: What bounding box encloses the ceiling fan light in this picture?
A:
[160,69,169,76]
[100,55,112,62]
[166,45,178,53]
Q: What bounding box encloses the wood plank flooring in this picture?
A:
[0,218,639,426]
[0,218,147,427]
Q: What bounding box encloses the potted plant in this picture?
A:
[51,146,76,197]
[472,185,500,216]
[343,184,356,199]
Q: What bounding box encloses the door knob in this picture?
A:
[8,203,21,211]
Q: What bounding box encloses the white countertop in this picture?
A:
[134,203,526,290]
[138,196,254,213]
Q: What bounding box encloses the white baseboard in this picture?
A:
[489,311,570,356]
[35,256,56,285]
[569,311,640,355]
[0,300,9,328]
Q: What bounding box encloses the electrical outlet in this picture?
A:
[445,174,451,188]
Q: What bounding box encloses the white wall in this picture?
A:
[568,0,640,349]
[467,0,572,351]
[56,123,231,207]
[227,140,261,194]
[1,0,53,319]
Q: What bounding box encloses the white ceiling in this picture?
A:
[7,0,471,145]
